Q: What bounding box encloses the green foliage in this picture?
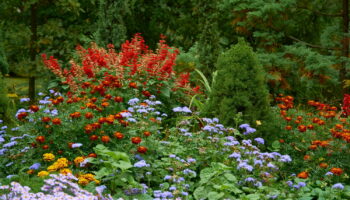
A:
[205,39,271,126]
[87,144,141,196]
[93,0,131,48]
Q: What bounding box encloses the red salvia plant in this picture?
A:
[42,34,200,96]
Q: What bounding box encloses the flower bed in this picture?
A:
[0,36,350,199]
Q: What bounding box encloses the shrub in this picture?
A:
[205,39,271,127]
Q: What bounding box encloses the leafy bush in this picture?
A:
[205,39,271,126]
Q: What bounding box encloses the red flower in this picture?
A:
[137,146,148,154]
[131,137,142,144]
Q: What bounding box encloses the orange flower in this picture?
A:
[309,145,317,150]
[330,168,343,175]
[101,136,110,143]
[85,112,93,119]
[297,171,309,179]
[101,102,109,107]
[303,155,310,160]
[319,163,328,168]
[52,118,61,125]
[114,132,124,139]
[298,125,307,132]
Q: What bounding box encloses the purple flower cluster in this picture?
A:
[239,124,256,135]
[0,174,114,200]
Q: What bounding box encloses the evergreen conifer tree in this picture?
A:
[205,39,271,126]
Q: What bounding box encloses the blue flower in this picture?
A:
[128,98,140,105]
[332,183,344,190]
[39,100,51,104]
[325,172,333,176]
[297,182,306,188]
[169,186,176,191]
[29,163,41,170]
[286,181,293,187]
[245,177,255,182]
[239,124,250,129]
[0,148,8,155]
[51,109,58,116]
[96,185,107,196]
[229,152,241,159]
[20,98,30,102]
[187,158,196,163]
[135,154,144,160]
[181,192,189,196]
[254,137,265,144]
[6,175,15,179]
[172,106,192,113]
[3,141,17,148]
[0,119,3,124]
[71,143,82,148]
[237,162,253,171]
[279,155,292,162]
[134,160,150,168]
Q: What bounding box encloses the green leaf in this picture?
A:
[160,87,170,98]
[223,173,237,182]
[271,140,281,150]
[195,69,211,93]
[47,81,58,89]
[199,168,217,184]
[194,186,207,199]
[207,191,224,200]
[245,194,261,200]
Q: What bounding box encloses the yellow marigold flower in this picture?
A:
[60,168,72,175]
[94,179,100,185]
[82,173,95,181]
[47,165,58,172]
[37,171,49,177]
[55,158,69,168]
[74,157,85,165]
[78,177,89,186]
[27,169,35,175]
[43,153,55,162]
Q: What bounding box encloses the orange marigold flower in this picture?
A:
[330,168,343,175]
[297,171,309,179]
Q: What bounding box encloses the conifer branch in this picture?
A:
[287,36,341,50]
[296,6,342,17]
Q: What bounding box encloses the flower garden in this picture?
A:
[0,35,350,200]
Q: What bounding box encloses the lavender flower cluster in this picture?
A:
[125,96,165,123]
[0,174,114,200]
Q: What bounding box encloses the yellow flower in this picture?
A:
[78,177,89,186]
[256,120,262,126]
[27,169,35,175]
[94,179,100,185]
[47,165,58,172]
[60,168,72,175]
[43,153,55,162]
[74,157,85,165]
[37,171,49,177]
[82,173,95,181]
[55,158,69,168]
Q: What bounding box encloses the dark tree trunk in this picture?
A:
[341,0,349,94]
[29,3,37,102]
